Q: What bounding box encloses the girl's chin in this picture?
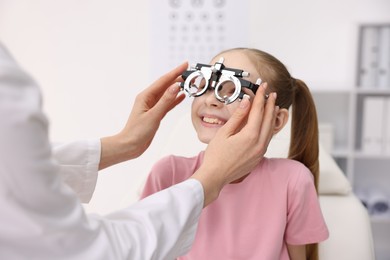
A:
[197,134,215,144]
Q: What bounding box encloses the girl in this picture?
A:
[141,48,329,260]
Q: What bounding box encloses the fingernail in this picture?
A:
[262,82,268,89]
[272,92,277,99]
[240,95,250,108]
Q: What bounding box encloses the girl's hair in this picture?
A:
[216,48,320,260]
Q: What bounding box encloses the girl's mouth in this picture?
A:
[202,116,225,125]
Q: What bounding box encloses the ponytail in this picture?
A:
[289,78,320,260]
[288,78,319,191]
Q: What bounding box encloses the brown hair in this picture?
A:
[216,48,320,260]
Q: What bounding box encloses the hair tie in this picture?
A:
[290,77,298,91]
[290,77,295,87]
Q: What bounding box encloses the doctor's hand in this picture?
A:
[191,84,278,207]
[99,62,188,170]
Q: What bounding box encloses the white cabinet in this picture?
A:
[313,89,390,207]
[312,23,390,260]
[313,89,390,260]
[312,91,351,172]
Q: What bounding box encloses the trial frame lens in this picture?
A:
[183,70,209,97]
[214,75,242,104]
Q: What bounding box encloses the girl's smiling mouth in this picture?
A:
[201,115,226,126]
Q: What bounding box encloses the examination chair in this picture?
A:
[156,112,375,260]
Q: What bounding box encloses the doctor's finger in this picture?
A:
[256,93,278,149]
[244,83,271,133]
[217,96,251,137]
[150,84,186,120]
[144,62,188,101]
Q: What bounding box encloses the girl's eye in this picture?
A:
[217,82,235,97]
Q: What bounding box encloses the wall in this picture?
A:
[0,0,389,214]
[248,0,390,89]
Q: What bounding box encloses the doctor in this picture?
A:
[0,42,277,260]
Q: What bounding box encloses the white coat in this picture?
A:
[0,42,203,260]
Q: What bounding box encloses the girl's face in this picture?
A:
[191,51,260,144]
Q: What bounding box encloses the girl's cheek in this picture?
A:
[227,102,241,115]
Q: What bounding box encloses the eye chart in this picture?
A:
[149,0,249,80]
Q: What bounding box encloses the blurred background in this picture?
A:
[1,0,389,258]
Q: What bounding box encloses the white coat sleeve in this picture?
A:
[0,42,204,260]
[52,140,101,203]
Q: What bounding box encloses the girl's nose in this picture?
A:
[204,90,223,107]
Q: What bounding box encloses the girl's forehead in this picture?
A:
[211,52,259,81]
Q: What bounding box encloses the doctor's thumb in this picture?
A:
[220,95,251,136]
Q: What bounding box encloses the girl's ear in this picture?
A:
[273,108,289,135]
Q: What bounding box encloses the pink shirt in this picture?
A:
[141,152,329,260]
